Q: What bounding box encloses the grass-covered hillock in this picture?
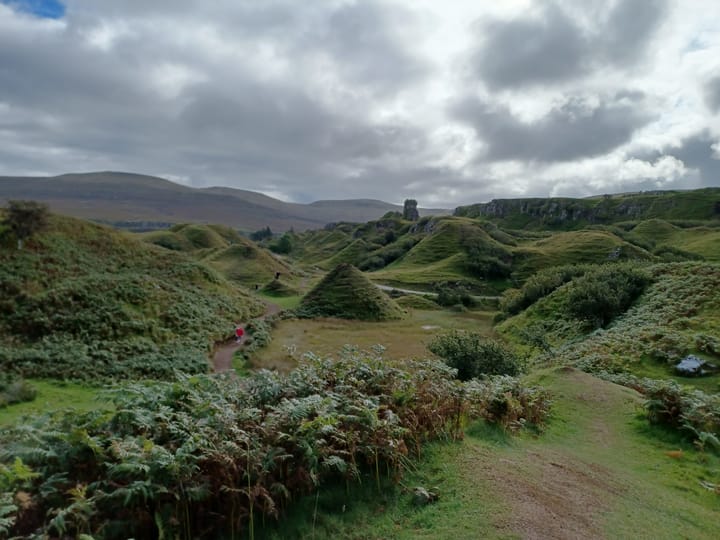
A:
[501,262,720,382]
[512,230,652,279]
[260,278,299,297]
[298,263,404,321]
[142,223,294,287]
[625,219,720,261]
[0,353,549,539]
[0,215,264,380]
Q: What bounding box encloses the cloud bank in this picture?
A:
[0,0,718,206]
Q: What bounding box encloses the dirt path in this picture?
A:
[475,369,630,539]
[211,299,282,373]
[374,283,500,301]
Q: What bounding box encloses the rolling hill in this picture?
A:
[0,171,447,232]
[140,223,295,288]
[0,212,264,381]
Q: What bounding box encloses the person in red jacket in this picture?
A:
[235,324,245,343]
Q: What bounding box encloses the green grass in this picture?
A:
[252,309,497,371]
[513,230,652,279]
[253,367,720,539]
[257,291,303,310]
[0,379,106,426]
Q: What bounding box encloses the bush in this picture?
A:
[500,264,592,315]
[435,283,474,308]
[0,374,36,408]
[564,264,650,328]
[428,331,521,380]
[598,372,720,451]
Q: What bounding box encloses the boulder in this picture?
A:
[675,355,719,376]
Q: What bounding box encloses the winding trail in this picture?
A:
[374,283,500,301]
[212,300,282,373]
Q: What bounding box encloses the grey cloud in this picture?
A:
[453,93,654,162]
[602,0,669,65]
[704,75,720,113]
[473,5,589,89]
[0,0,437,203]
[472,0,668,89]
[646,131,720,186]
[311,1,427,92]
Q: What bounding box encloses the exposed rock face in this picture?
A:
[453,189,720,228]
[403,199,420,221]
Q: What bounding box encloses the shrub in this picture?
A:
[564,264,650,328]
[0,374,36,408]
[435,283,474,308]
[428,331,521,380]
[598,372,720,451]
[500,264,592,315]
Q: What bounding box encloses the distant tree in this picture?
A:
[270,233,293,254]
[3,200,49,249]
[250,226,273,242]
[403,199,419,221]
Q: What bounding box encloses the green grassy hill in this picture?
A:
[499,262,720,389]
[293,216,673,294]
[142,223,294,288]
[455,188,720,230]
[0,214,264,381]
[627,219,720,261]
[298,263,404,321]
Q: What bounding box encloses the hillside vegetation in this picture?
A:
[455,188,720,229]
[298,263,404,321]
[290,212,714,293]
[0,214,263,380]
[142,223,294,288]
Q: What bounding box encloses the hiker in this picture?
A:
[274,271,281,280]
[235,324,245,343]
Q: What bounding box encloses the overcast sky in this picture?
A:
[0,0,719,206]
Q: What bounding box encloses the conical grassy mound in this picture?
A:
[298,263,404,320]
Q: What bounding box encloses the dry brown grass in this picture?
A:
[251,309,496,371]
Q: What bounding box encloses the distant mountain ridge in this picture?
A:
[0,171,447,232]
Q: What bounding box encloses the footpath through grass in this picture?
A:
[267,367,720,539]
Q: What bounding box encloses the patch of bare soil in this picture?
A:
[472,368,632,540]
[477,447,621,540]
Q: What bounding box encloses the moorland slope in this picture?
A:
[0,213,264,380]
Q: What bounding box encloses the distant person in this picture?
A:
[275,271,281,280]
[235,325,245,343]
